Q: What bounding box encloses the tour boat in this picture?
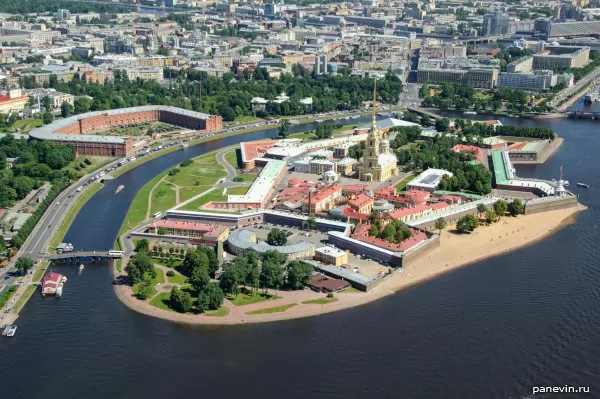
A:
[41,272,67,297]
[576,183,589,188]
[115,185,125,194]
[2,325,17,337]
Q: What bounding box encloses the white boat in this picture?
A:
[577,182,589,188]
[3,325,17,337]
[79,264,85,271]
[115,185,125,194]
[56,283,63,298]
[463,111,477,115]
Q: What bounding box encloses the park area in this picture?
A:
[91,122,179,137]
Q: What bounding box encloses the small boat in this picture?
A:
[576,183,589,188]
[115,185,125,194]
[3,325,17,337]
[179,143,187,149]
[463,111,477,115]
[56,283,63,298]
[79,264,85,271]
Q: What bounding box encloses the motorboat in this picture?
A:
[2,325,17,337]
[576,183,589,188]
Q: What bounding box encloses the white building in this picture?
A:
[406,168,453,192]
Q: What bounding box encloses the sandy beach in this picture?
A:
[114,204,586,325]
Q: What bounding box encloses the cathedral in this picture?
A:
[358,82,398,182]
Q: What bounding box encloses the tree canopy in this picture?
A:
[266,228,287,246]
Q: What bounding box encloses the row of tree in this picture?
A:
[368,219,412,244]
[456,199,526,233]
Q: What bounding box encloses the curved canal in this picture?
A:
[2,109,600,399]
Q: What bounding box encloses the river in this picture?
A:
[1,111,599,399]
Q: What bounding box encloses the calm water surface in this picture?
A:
[1,111,599,399]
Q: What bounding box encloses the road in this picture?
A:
[551,65,600,109]
[399,83,421,109]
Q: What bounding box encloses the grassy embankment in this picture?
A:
[245,303,297,315]
[12,285,37,313]
[49,182,103,250]
[395,173,415,192]
[301,297,338,305]
[32,261,50,282]
[227,291,280,306]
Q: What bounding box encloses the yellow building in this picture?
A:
[358,81,398,182]
[315,246,349,266]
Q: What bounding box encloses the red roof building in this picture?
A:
[148,220,229,246]
[302,184,342,214]
[347,193,374,214]
[352,224,429,252]
[451,144,485,164]
[309,275,351,292]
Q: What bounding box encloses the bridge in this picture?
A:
[45,251,124,263]
[407,107,445,120]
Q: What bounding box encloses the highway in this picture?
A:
[551,65,600,110]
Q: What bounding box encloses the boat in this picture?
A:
[179,143,187,149]
[577,183,589,188]
[463,111,477,115]
[41,272,67,297]
[79,264,85,271]
[56,283,63,298]
[115,185,125,194]
[2,325,17,337]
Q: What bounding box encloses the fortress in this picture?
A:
[29,106,222,156]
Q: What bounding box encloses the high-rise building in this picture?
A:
[56,9,71,20]
[482,11,510,36]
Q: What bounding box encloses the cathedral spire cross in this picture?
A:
[371,79,377,135]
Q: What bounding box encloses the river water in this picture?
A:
[1,110,600,399]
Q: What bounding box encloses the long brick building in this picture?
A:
[29,106,222,156]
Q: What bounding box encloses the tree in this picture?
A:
[266,228,287,246]
[493,200,508,217]
[508,198,525,216]
[434,217,447,235]
[182,250,208,275]
[476,203,487,218]
[135,238,149,253]
[189,265,210,292]
[197,282,224,312]
[60,101,72,118]
[260,260,285,292]
[42,111,54,125]
[456,214,479,233]
[286,261,313,290]
[435,117,450,133]
[170,286,193,313]
[15,257,34,275]
[219,261,243,296]
[135,279,154,300]
[420,114,431,126]
[485,209,498,224]
[305,215,317,230]
[197,246,219,277]
[278,119,290,138]
[125,252,154,284]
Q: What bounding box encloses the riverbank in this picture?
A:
[113,204,585,325]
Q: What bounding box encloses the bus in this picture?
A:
[108,250,124,258]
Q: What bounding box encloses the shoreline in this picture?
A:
[113,204,586,326]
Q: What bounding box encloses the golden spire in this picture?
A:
[371,79,377,134]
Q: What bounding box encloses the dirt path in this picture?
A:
[145,177,167,220]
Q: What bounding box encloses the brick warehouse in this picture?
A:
[29,106,223,156]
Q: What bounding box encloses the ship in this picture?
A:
[41,272,67,297]
[2,325,17,337]
[115,185,125,194]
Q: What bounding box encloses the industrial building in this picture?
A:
[406,169,454,192]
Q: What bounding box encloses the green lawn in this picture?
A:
[340,287,363,294]
[227,291,280,306]
[235,173,258,182]
[234,115,260,123]
[301,297,339,305]
[115,259,122,273]
[167,273,188,285]
[149,292,174,311]
[32,262,49,283]
[204,306,230,317]
[165,153,226,187]
[245,303,297,315]
[65,156,115,179]
[150,181,177,215]
[395,173,415,192]
[224,149,240,169]
[150,267,165,285]
[12,285,37,313]
[178,185,213,202]
[179,186,248,211]
[49,182,103,250]
[12,118,43,131]
[152,258,183,268]
[117,172,165,239]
